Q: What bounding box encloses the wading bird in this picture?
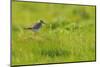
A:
[24,20,45,32]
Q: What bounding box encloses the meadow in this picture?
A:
[12,1,96,66]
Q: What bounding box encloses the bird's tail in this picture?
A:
[24,27,32,30]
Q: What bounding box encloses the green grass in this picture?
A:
[12,1,96,66]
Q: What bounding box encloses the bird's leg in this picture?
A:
[31,32,38,39]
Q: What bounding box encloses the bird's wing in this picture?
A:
[33,23,41,29]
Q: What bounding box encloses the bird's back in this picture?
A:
[33,23,42,29]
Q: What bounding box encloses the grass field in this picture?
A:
[12,1,96,66]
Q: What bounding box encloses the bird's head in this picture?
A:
[40,20,45,24]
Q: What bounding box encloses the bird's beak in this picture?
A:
[42,21,46,24]
[43,22,46,24]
